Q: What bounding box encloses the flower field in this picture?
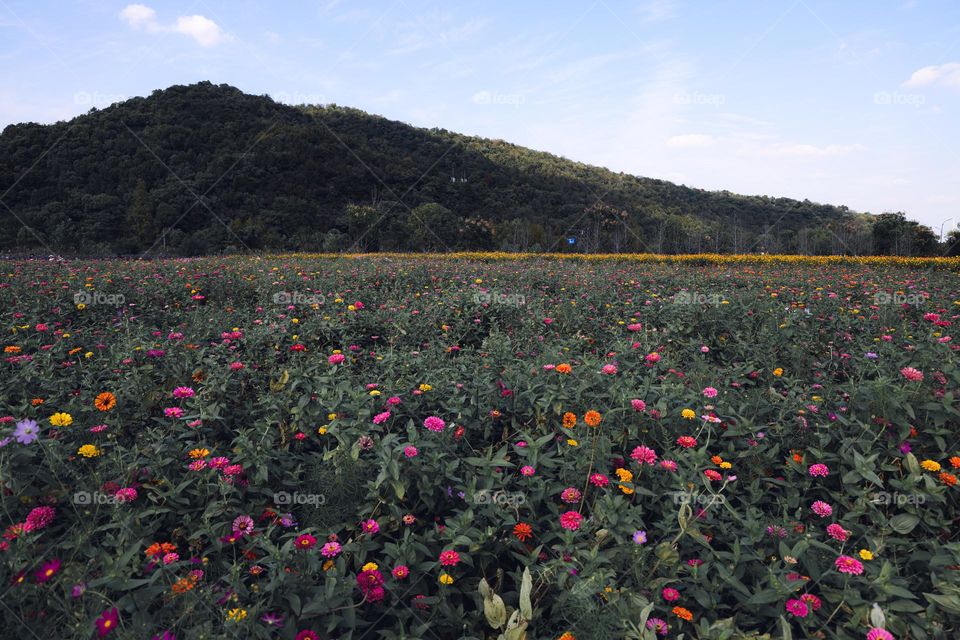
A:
[2,254,960,639]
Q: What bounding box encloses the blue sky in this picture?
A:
[2,0,959,231]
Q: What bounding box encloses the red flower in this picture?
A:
[95,607,119,637]
[513,522,533,542]
[294,534,317,550]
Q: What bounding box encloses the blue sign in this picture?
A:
[567,237,576,245]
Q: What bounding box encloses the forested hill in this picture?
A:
[0,81,934,256]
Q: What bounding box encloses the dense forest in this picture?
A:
[0,82,948,256]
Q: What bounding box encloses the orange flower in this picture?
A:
[189,448,210,459]
[791,451,803,464]
[172,576,196,594]
[584,410,602,427]
[556,363,572,374]
[562,412,577,428]
[672,606,693,621]
[3,345,20,353]
[513,522,533,542]
[940,472,958,486]
[950,456,960,469]
[94,392,117,412]
[31,398,44,406]
[710,455,723,465]
[558,633,576,640]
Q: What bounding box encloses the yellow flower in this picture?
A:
[859,549,874,561]
[681,409,696,420]
[566,438,579,447]
[719,461,732,470]
[226,608,247,622]
[317,426,328,435]
[49,412,73,427]
[189,448,210,459]
[362,562,378,572]
[369,390,381,396]
[615,468,633,483]
[921,459,942,472]
[419,383,432,392]
[439,573,454,585]
[76,303,86,310]
[327,413,337,421]
[619,485,635,495]
[323,559,334,571]
[78,444,101,458]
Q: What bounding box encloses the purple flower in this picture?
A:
[14,419,39,445]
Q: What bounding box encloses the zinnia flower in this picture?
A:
[808,463,829,477]
[811,501,833,517]
[35,558,61,583]
[361,519,380,534]
[584,410,602,427]
[94,392,117,411]
[513,522,533,541]
[321,541,342,558]
[631,399,646,412]
[13,419,39,444]
[835,555,864,575]
[95,608,119,637]
[826,523,848,541]
[677,436,697,448]
[423,416,446,432]
[294,534,317,550]
[439,550,460,566]
[866,629,894,640]
[785,599,808,617]
[631,445,658,465]
[560,511,583,531]
[49,412,73,427]
[900,367,923,382]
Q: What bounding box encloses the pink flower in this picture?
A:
[373,411,391,425]
[423,416,446,432]
[808,463,829,477]
[900,367,923,382]
[321,541,342,558]
[25,506,56,531]
[631,445,658,465]
[403,446,418,458]
[801,593,822,611]
[661,587,679,601]
[188,460,206,471]
[704,469,722,481]
[660,459,678,471]
[826,523,848,541]
[163,407,184,419]
[361,519,380,534]
[631,399,646,412]
[114,488,138,503]
[328,353,346,365]
[627,323,642,331]
[560,511,583,531]
[392,564,410,579]
[677,436,697,448]
[439,550,460,566]
[601,364,618,375]
[172,386,195,399]
[520,465,535,477]
[702,387,718,398]
[229,361,245,370]
[835,555,864,575]
[645,352,661,364]
[866,629,895,640]
[811,501,833,518]
[162,552,179,565]
[560,487,582,503]
[785,599,809,617]
[590,473,609,487]
[387,396,402,405]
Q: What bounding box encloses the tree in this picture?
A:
[126,179,156,249]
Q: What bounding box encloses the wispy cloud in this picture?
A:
[118,4,232,47]
[903,62,960,88]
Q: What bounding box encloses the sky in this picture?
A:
[1,0,959,232]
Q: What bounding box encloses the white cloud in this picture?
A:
[903,62,960,88]
[119,4,157,29]
[667,133,716,148]
[638,0,679,22]
[118,5,231,47]
[173,15,231,47]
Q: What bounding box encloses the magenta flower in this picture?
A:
[811,500,833,517]
[361,519,380,534]
[172,386,195,399]
[900,367,923,382]
[560,510,583,531]
[866,629,895,640]
[630,445,658,465]
[835,555,864,575]
[785,598,809,617]
[95,607,119,637]
[328,353,346,365]
[373,411,391,425]
[631,399,646,412]
[320,541,342,558]
[702,386,718,398]
[808,463,829,477]
[439,550,460,566]
[403,446,418,458]
[826,523,848,541]
[423,416,446,432]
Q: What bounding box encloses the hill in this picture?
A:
[0,82,937,256]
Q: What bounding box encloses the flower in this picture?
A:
[294,534,317,550]
[556,363,572,374]
[671,606,693,621]
[808,463,829,477]
[601,364,617,375]
[702,387,718,398]
[560,487,582,503]
[681,409,696,420]
[646,618,669,635]
[631,445,658,465]
[811,501,833,517]
[562,412,577,428]
[328,353,345,365]
[631,399,646,412]
[361,519,380,534]
[94,392,117,411]
[632,530,648,544]
[520,465,535,477]
[560,511,583,530]
[785,599,809,617]
[35,558,61,583]
[773,367,783,376]
[321,541,342,558]
[590,473,609,487]
[439,550,460,566]
[513,522,533,541]
[172,386,195,399]
[232,515,254,536]
[373,411,391,425]
[826,523,848,541]
[78,444,101,458]
[226,608,247,622]
[49,412,73,427]
[295,632,319,640]
[662,587,680,601]
[801,593,822,610]
[13,419,39,445]
[866,629,895,640]
[95,608,119,637]
[584,410,602,427]
[423,416,446,432]
[835,555,865,575]
[163,407,184,419]
[920,459,941,472]
[439,573,454,585]
[677,436,697,448]
[859,549,874,560]
[900,367,923,382]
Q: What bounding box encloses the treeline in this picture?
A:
[0,81,949,256]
